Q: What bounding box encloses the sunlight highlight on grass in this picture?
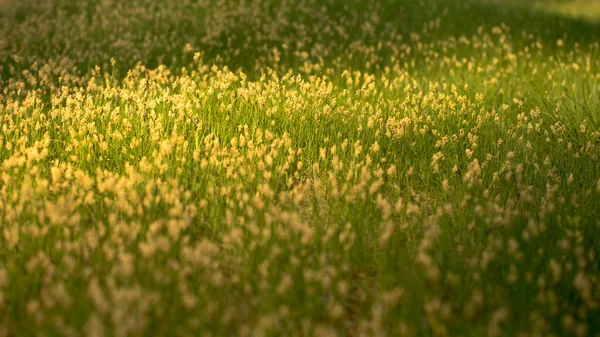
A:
[532,0,600,22]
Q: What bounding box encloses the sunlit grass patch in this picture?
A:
[530,0,600,22]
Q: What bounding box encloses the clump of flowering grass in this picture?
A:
[1,0,600,336]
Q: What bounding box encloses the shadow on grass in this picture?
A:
[386,0,600,46]
[0,0,599,82]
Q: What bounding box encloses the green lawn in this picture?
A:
[1,0,600,336]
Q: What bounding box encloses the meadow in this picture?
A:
[1,0,600,336]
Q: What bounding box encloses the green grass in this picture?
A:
[1,0,600,336]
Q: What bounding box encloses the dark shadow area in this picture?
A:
[426,0,600,45]
[0,0,599,83]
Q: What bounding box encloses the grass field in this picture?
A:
[1,0,600,336]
